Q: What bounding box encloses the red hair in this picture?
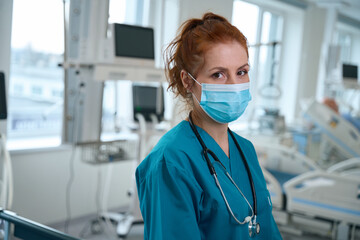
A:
[164,12,248,101]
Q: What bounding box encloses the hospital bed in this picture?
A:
[284,160,360,239]
[255,142,360,239]
[0,209,80,240]
[302,99,360,167]
[254,142,319,210]
[327,157,360,177]
[252,100,360,239]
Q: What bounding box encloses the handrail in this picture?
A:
[327,157,360,173]
[0,209,80,240]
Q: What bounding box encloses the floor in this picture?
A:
[51,212,144,240]
[49,213,331,240]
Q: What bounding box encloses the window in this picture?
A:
[52,89,63,98]
[335,24,360,114]
[232,1,259,69]
[257,11,283,109]
[109,0,150,26]
[103,0,141,138]
[8,0,64,149]
[337,31,352,63]
[102,0,156,139]
[13,84,23,95]
[102,81,133,136]
[108,0,127,24]
[101,0,178,140]
[31,86,43,96]
[232,1,284,120]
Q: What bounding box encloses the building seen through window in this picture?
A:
[8,0,64,148]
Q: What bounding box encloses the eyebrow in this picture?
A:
[209,63,250,72]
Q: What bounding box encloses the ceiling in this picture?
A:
[304,0,360,22]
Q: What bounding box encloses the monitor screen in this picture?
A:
[342,64,358,80]
[114,24,154,60]
[133,84,164,122]
[0,72,7,120]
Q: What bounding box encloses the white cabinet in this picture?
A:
[94,64,166,82]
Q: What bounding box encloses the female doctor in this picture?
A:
[136,12,282,240]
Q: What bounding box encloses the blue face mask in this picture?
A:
[188,73,251,124]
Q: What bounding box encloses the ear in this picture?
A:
[180,70,193,91]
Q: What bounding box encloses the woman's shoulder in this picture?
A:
[137,121,196,179]
[149,121,190,151]
[230,130,255,151]
[154,120,195,154]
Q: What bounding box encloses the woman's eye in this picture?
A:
[238,70,248,76]
[212,72,224,79]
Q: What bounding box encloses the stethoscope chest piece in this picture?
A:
[248,220,260,237]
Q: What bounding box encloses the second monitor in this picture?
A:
[132,83,164,123]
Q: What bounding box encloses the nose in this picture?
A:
[227,75,237,84]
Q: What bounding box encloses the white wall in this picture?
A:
[278,6,305,123]
[11,147,133,225]
[294,6,327,117]
[178,0,234,22]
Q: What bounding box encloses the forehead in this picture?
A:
[202,41,248,70]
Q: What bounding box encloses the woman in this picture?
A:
[136,12,282,239]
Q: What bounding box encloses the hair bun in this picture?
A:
[202,12,227,22]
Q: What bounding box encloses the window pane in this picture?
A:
[109,0,127,24]
[103,0,158,140]
[232,1,259,44]
[257,11,283,109]
[101,81,133,136]
[8,0,64,148]
[232,0,259,69]
[338,32,352,63]
[109,0,149,25]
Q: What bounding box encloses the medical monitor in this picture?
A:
[342,63,359,88]
[102,24,155,67]
[114,24,154,60]
[132,83,164,122]
[0,72,7,120]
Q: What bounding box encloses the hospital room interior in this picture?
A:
[0,0,360,239]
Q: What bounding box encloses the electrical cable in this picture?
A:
[64,76,83,233]
[252,41,282,101]
[99,83,125,239]
[96,168,102,221]
[100,164,118,239]
[62,0,75,233]
[78,168,105,239]
[64,108,77,233]
[78,83,118,239]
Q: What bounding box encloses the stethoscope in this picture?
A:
[188,112,260,237]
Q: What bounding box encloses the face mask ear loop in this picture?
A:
[187,72,202,87]
[187,72,202,104]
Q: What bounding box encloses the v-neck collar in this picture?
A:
[191,123,234,174]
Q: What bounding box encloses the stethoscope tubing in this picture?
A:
[188,112,258,217]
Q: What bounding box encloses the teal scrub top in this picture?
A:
[136,120,282,240]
